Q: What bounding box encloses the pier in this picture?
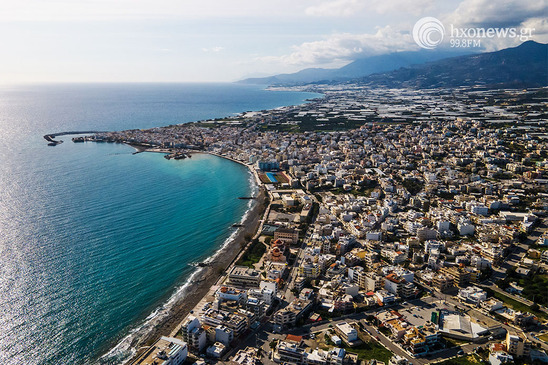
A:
[164,151,191,160]
[43,131,108,146]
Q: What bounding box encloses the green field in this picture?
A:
[437,354,483,365]
[236,239,266,268]
[493,291,547,320]
[521,275,548,306]
[499,270,548,307]
[343,341,393,364]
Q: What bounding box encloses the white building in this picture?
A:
[481,299,503,312]
[180,316,206,353]
[215,325,234,346]
[458,221,475,236]
[206,342,226,359]
[458,286,487,304]
[335,322,358,344]
[140,337,188,365]
[374,290,396,305]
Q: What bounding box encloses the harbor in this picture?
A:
[44,131,108,146]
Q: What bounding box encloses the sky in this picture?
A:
[0,0,546,83]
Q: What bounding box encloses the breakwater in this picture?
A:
[43,131,108,145]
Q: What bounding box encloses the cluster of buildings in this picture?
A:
[118,84,547,365]
[273,333,359,365]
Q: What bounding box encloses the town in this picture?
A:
[91,84,547,365]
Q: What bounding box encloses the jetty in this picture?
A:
[164,151,190,160]
[44,131,108,146]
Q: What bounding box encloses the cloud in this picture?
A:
[281,0,547,68]
[202,47,225,53]
[305,0,434,17]
[466,16,548,52]
[440,0,548,51]
[305,0,365,17]
[445,0,548,28]
[260,26,416,67]
[521,17,548,39]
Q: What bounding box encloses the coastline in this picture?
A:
[41,84,316,364]
[104,151,267,364]
[11,83,323,365]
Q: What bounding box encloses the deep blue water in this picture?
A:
[0,83,320,364]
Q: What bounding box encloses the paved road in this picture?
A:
[225,209,548,363]
[360,321,425,365]
[283,216,316,303]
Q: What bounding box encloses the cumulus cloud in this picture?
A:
[260,26,416,67]
[282,0,547,67]
[440,0,548,51]
[305,0,434,17]
[445,0,548,28]
[521,17,548,39]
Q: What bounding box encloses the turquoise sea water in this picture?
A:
[0,83,320,364]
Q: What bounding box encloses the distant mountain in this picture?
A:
[239,68,335,85]
[356,41,548,89]
[238,49,474,85]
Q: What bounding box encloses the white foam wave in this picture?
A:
[98,266,204,364]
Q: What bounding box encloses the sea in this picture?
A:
[0,83,321,365]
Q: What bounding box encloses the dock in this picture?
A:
[164,151,190,160]
[43,130,108,146]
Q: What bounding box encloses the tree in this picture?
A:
[496,278,510,290]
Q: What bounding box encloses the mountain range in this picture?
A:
[356,41,547,89]
[239,49,473,85]
[240,41,547,89]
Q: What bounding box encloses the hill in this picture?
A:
[356,41,548,89]
[238,49,473,85]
